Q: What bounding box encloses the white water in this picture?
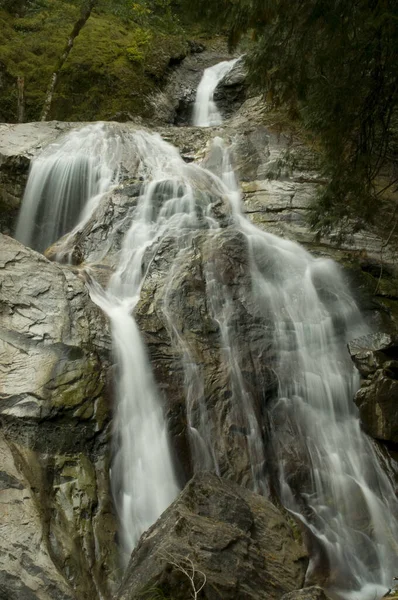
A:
[89,279,179,554]
[193,58,239,127]
[15,123,122,252]
[14,111,398,593]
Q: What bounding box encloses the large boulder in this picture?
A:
[0,234,118,599]
[116,472,308,600]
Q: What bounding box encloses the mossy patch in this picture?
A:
[0,2,189,122]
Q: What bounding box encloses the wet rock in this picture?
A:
[214,57,248,118]
[0,234,118,599]
[116,472,308,600]
[135,227,277,486]
[45,180,141,266]
[152,48,237,125]
[0,432,76,600]
[348,332,397,377]
[355,368,398,443]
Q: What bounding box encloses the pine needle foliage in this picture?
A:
[187,0,398,236]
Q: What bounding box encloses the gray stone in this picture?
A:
[135,227,276,485]
[355,368,398,443]
[116,472,308,600]
[151,46,239,125]
[44,181,141,267]
[348,332,396,377]
[281,586,330,600]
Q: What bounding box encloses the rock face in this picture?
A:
[44,179,142,268]
[116,472,308,600]
[213,58,248,118]
[51,181,276,488]
[135,227,276,486]
[349,333,398,443]
[2,61,398,599]
[0,234,118,600]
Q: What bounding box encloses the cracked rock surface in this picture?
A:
[0,234,118,600]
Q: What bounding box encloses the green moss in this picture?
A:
[49,354,104,410]
[0,3,190,122]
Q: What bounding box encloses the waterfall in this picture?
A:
[15,123,122,252]
[14,116,398,596]
[192,58,239,127]
[89,279,179,555]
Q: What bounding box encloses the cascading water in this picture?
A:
[14,100,398,594]
[86,131,238,553]
[193,58,239,127]
[15,122,122,252]
[89,278,179,555]
[206,138,398,599]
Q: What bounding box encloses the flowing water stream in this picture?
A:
[14,62,398,598]
[192,57,239,127]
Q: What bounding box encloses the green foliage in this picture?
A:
[100,0,181,32]
[126,28,153,63]
[186,0,398,236]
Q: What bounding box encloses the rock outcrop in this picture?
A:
[0,234,118,600]
[213,57,248,119]
[153,45,241,125]
[1,58,398,599]
[349,333,398,443]
[116,472,308,600]
[135,227,277,485]
[281,587,330,600]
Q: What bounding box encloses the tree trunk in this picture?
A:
[17,76,25,123]
[40,0,97,121]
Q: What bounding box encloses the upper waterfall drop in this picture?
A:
[193,58,240,127]
[15,122,122,253]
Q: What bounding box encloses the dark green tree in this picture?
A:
[189,0,398,235]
